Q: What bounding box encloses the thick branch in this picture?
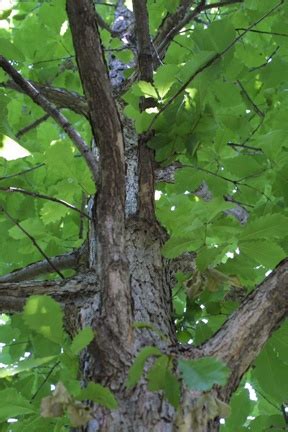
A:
[203,259,288,399]
[0,247,86,283]
[132,0,155,220]
[0,57,98,183]
[66,0,132,354]
[132,0,153,82]
[0,272,98,313]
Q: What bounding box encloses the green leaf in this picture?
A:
[126,346,162,389]
[240,214,288,241]
[161,230,204,259]
[79,382,118,410]
[163,368,181,409]
[196,245,230,271]
[70,327,94,355]
[147,355,180,408]
[0,356,57,378]
[0,38,25,61]
[147,355,169,391]
[137,81,158,99]
[222,387,252,431]
[179,357,229,391]
[154,64,179,98]
[253,345,288,402]
[40,201,69,225]
[23,296,64,344]
[239,240,285,268]
[0,388,35,421]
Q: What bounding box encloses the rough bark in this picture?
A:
[66,0,132,372]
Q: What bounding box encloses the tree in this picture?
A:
[0,0,287,430]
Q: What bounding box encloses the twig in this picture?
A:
[148,1,283,131]
[31,361,61,401]
[250,46,280,72]
[236,28,288,37]
[204,0,243,9]
[237,80,264,118]
[94,1,117,7]
[95,9,119,37]
[0,163,45,182]
[16,114,50,138]
[0,206,65,279]
[0,186,91,220]
[0,56,98,184]
[242,118,265,145]
[227,142,263,154]
[29,55,74,66]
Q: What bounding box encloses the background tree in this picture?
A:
[0,0,287,431]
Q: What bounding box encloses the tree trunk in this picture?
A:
[79,217,177,432]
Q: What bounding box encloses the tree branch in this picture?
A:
[153,0,244,63]
[237,80,265,118]
[0,186,91,220]
[201,258,288,400]
[0,206,65,279]
[227,142,263,155]
[16,114,50,138]
[132,0,155,220]
[0,163,45,182]
[0,272,98,313]
[95,9,119,38]
[153,0,198,62]
[0,249,82,283]
[132,0,153,83]
[155,163,249,223]
[2,80,88,117]
[0,56,98,183]
[66,0,132,354]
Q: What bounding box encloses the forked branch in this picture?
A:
[153,0,244,62]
